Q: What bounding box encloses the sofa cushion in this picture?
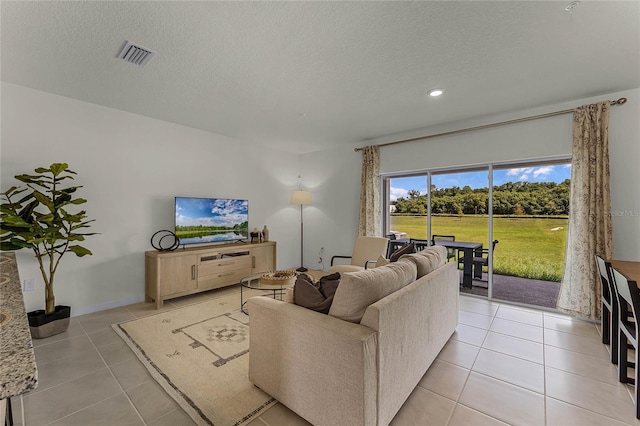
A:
[329,261,417,323]
[292,273,340,314]
[399,245,447,278]
[389,242,414,262]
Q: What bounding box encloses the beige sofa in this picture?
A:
[248,246,459,426]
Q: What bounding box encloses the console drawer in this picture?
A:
[198,268,250,291]
[198,255,252,277]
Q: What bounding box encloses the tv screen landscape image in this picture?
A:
[175,197,249,245]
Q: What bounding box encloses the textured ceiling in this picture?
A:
[2,1,639,154]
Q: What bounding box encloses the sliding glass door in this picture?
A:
[384,159,570,309]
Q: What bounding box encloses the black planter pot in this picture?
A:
[27,305,71,339]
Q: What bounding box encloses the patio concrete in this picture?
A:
[459,272,560,309]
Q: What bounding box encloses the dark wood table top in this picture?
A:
[434,240,483,250]
[610,260,640,283]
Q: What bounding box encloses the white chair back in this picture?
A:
[351,236,389,267]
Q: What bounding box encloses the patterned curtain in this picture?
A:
[358,145,381,236]
[557,101,613,319]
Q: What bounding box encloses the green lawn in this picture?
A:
[390,215,568,282]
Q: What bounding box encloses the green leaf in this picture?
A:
[68,245,92,256]
[0,215,31,227]
[0,241,25,251]
[49,163,70,176]
[33,191,53,209]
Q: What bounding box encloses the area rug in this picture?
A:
[112,290,275,426]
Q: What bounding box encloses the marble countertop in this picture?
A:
[0,252,38,399]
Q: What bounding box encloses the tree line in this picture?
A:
[176,221,249,233]
[392,180,570,216]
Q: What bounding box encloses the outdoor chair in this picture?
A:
[431,235,456,261]
[409,238,431,252]
[330,236,389,274]
[595,255,618,364]
[612,267,640,419]
[458,240,499,279]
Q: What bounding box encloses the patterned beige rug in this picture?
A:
[113,290,275,426]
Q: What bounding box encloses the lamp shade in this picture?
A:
[290,190,312,205]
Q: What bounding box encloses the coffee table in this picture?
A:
[240,272,295,315]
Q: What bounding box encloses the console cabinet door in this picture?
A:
[252,244,276,273]
[159,255,198,296]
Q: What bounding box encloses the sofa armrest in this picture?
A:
[360,261,459,426]
[248,296,378,426]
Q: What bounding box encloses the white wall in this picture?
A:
[304,88,640,264]
[3,83,638,315]
[1,82,301,315]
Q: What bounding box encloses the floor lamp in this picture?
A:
[290,190,312,272]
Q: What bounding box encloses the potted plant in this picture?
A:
[0,163,96,338]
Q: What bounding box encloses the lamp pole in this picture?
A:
[290,187,312,272]
[298,203,307,272]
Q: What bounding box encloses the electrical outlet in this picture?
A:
[23,278,35,292]
[318,247,325,264]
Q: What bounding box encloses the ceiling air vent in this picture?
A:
[117,41,156,67]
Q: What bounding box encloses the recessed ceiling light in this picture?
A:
[428,88,444,97]
[564,1,580,13]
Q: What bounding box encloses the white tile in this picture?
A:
[545,367,638,424]
[546,397,630,426]
[495,305,543,327]
[452,324,488,346]
[437,339,480,370]
[391,386,455,426]
[482,331,544,364]
[418,359,470,401]
[459,310,494,329]
[459,372,545,425]
[459,297,499,316]
[543,314,600,340]
[448,404,510,426]
[472,348,545,393]
[489,317,543,343]
[544,329,610,359]
[544,345,621,387]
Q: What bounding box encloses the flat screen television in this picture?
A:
[174,197,249,245]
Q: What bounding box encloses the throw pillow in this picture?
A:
[399,245,447,278]
[389,242,415,262]
[375,255,390,268]
[293,273,340,314]
[329,260,417,323]
[317,272,341,299]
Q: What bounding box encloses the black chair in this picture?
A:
[612,267,640,419]
[409,238,430,252]
[431,235,456,261]
[458,240,499,279]
[595,255,618,364]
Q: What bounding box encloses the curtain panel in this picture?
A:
[557,101,613,319]
[358,145,381,236]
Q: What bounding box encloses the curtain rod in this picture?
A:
[354,97,627,152]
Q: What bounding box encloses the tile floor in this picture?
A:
[11,288,640,426]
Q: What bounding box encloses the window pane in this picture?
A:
[388,176,428,239]
[491,163,570,307]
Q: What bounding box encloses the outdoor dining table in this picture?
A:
[434,240,483,289]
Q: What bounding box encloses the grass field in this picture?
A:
[390,215,568,282]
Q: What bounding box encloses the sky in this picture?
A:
[389,164,571,201]
[175,197,248,227]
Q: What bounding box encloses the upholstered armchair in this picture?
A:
[329,236,389,273]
